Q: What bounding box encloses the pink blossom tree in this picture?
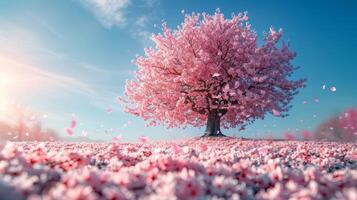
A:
[313,108,357,142]
[124,10,305,137]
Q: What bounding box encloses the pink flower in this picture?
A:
[199,143,208,152]
[65,185,98,200]
[171,143,182,154]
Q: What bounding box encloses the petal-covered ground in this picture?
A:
[0,138,356,200]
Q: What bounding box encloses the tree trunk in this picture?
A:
[202,110,226,137]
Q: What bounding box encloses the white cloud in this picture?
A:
[27,14,64,40]
[78,62,121,75]
[79,0,131,28]
[136,15,149,27]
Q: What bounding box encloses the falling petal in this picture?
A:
[81,130,88,137]
[313,97,319,103]
[322,85,326,90]
[272,109,281,116]
[106,107,113,114]
[65,128,73,135]
[71,114,76,129]
[330,86,336,92]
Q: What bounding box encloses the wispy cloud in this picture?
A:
[0,55,95,96]
[77,0,159,46]
[79,0,131,28]
[78,62,122,75]
[26,13,64,40]
[136,15,149,27]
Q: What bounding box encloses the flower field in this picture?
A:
[0,138,356,200]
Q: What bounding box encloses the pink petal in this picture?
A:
[71,114,76,129]
[66,128,73,135]
[81,130,88,137]
[106,107,113,114]
[272,109,281,116]
[330,86,336,92]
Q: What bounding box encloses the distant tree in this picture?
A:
[0,104,60,141]
[314,108,357,142]
[124,10,305,137]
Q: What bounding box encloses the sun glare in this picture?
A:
[0,73,13,86]
[0,73,12,116]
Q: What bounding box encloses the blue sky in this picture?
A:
[0,0,356,142]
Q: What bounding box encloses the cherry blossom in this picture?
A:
[0,138,355,199]
[123,10,305,136]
